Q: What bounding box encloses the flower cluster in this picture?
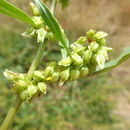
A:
[22,3,55,43]
[3,29,112,101]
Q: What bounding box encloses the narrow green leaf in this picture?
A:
[0,0,34,25]
[34,0,71,57]
[93,47,130,75]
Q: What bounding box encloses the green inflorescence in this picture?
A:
[3,3,112,101]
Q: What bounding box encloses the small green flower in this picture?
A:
[71,53,83,66]
[20,90,29,101]
[32,16,43,27]
[70,69,80,81]
[44,66,54,77]
[22,27,36,38]
[51,72,60,82]
[86,29,96,39]
[33,70,44,79]
[30,3,40,16]
[80,67,89,77]
[89,42,99,52]
[96,53,106,69]
[82,50,92,64]
[59,68,70,86]
[95,31,108,39]
[36,28,47,43]
[77,37,86,44]
[28,84,37,97]
[37,82,47,94]
[58,56,72,66]
[3,69,18,81]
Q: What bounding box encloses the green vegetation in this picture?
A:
[0,0,130,129]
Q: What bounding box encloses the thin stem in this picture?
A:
[0,96,22,130]
[0,41,47,130]
[28,41,47,77]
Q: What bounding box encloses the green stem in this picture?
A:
[28,41,47,77]
[0,41,47,130]
[0,96,22,130]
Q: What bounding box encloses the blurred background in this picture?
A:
[0,0,130,129]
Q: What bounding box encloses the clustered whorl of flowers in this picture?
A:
[3,3,112,101]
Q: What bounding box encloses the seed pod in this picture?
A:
[70,69,80,81]
[28,84,37,97]
[82,50,92,64]
[30,3,40,16]
[90,42,99,52]
[58,56,72,66]
[33,70,44,79]
[95,31,108,39]
[59,68,70,87]
[80,67,89,77]
[20,90,29,101]
[71,53,83,66]
[44,66,54,77]
[37,82,47,94]
[96,53,106,69]
[51,72,60,82]
[77,37,86,44]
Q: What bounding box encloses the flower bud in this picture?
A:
[36,28,47,43]
[20,90,29,101]
[90,42,99,52]
[44,66,54,77]
[86,29,96,39]
[96,38,106,46]
[59,68,70,87]
[82,50,92,64]
[95,31,108,39]
[51,72,60,82]
[96,53,106,69]
[37,82,47,94]
[30,3,40,16]
[80,67,89,77]
[58,56,72,66]
[33,71,44,79]
[77,37,86,44]
[70,69,80,81]
[71,53,83,66]
[3,69,18,81]
[28,84,37,97]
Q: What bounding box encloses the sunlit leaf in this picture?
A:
[35,0,71,57]
[0,0,34,25]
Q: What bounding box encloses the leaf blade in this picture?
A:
[34,0,71,57]
[93,47,130,75]
[0,0,34,25]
